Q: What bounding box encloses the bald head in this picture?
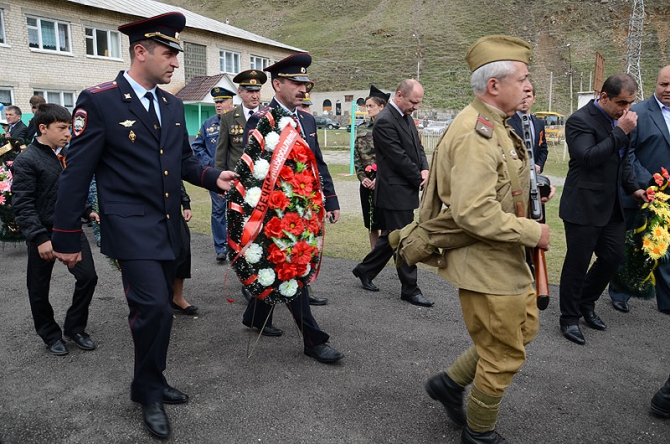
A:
[655,66,670,107]
[394,79,424,115]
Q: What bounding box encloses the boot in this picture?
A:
[425,372,466,426]
[651,375,670,418]
[461,425,509,444]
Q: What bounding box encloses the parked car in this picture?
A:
[314,116,340,129]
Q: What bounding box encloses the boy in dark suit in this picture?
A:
[12,103,98,356]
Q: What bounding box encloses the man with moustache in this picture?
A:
[50,12,236,439]
[239,53,343,363]
[558,73,647,345]
[423,35,550,444]
[608,66,670,315]
[351,79,433,307]
[192,86,237,263]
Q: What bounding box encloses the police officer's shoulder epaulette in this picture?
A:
[86,81,118,94]
[474,114,494,139]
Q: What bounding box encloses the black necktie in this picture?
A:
[404,114,416,144]
[248,110,254,117]
[145,92,161,135]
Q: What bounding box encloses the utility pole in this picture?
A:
[567,43,573,115]
[625,0,645,101]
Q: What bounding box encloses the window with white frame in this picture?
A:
[219,50,240,74]
[250,55,270,71]
[0,9,6,45]
[27,16,71,53]
[0,88,13,119]
[85,27,121,59]
[33,90,76,112]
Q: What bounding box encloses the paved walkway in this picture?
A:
[0,227,668,443]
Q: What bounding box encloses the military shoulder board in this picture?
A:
[87,81,118,94]
[474,114,494,139]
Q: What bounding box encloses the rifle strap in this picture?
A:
[501,141,526,218]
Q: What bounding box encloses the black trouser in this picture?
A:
[353,208,420,297]
[243,286,329,348]
[118,259,175,405]
[26,232,97,345]
[559,211,625,326]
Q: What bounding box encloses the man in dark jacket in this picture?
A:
[12,103,98,357]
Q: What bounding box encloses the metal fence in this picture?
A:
[420,129,447,152]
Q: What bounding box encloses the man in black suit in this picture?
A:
[558,73,647,345]
[239,53,344,364]
[51,13,236,439]
[508,84,548,173]
[609,66,670,314]
[5,106,28,140]
[352,79,432,307]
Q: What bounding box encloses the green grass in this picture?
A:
[187,147,570,285]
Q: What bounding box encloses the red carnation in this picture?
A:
[291,241,315,265]
[280,165,295,181]
[306,216,320,235]
[269,190,290,211]
[264,216,284,238]
[281,212,305,236]
[276,261,299,281]
[267,243,287,264]
[291,144,311,164]
[291,171,314,197]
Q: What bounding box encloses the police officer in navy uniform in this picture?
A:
[51,12,236,440]
[191,86,236,263]
[240,53,343,363]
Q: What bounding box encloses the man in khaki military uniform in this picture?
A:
[423,36,550,444]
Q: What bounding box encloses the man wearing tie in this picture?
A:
[608,65,670,315]
[50,12,236,439]
[351,79,433,307]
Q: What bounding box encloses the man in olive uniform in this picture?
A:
[192,86,236,262]
[423,36,550,444]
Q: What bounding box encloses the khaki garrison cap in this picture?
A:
[465,35,531,72]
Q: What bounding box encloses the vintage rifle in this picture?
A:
[521,114,550,310]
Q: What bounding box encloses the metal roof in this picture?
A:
[67,0,303,52]
[176,74,231,103]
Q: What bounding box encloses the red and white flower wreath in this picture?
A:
[227,107,326,304]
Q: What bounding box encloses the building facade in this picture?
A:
[0,0,302,134]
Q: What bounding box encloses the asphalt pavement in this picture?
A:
[0,227,669,444]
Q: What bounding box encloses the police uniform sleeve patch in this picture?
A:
[73,109,87,137]
[475,114,494,139]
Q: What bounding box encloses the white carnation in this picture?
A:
[279,279,299,297]
[257,268,276,286]
[244,187,262,207]
[244,243,263,263]
[252,158,270,180]
[278,116,296,131]
[264,131,280,152]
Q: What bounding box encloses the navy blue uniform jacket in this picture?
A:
[245,98,339,212]
[508,112,549,172]
[52,71,223,260]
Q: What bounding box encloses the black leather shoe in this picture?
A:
[352,268,379,292]
[68,332,96,350]
[216,252,227,263]
[308,296,328,306]
[660,309,670,315]
[142,402,170,439]
[401,293,434,307]
[304,343,344,363]
[162,386,189,404]
[582,311,607,330]
[171,302,199,316]
[241,287,252,302]
[612,300,630,313]
[242,320,284,337]
[425,372,466,426]
[651,377,670,418]
[561,324,585,345]
[461,425,509,444]
[46,339,68,356]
